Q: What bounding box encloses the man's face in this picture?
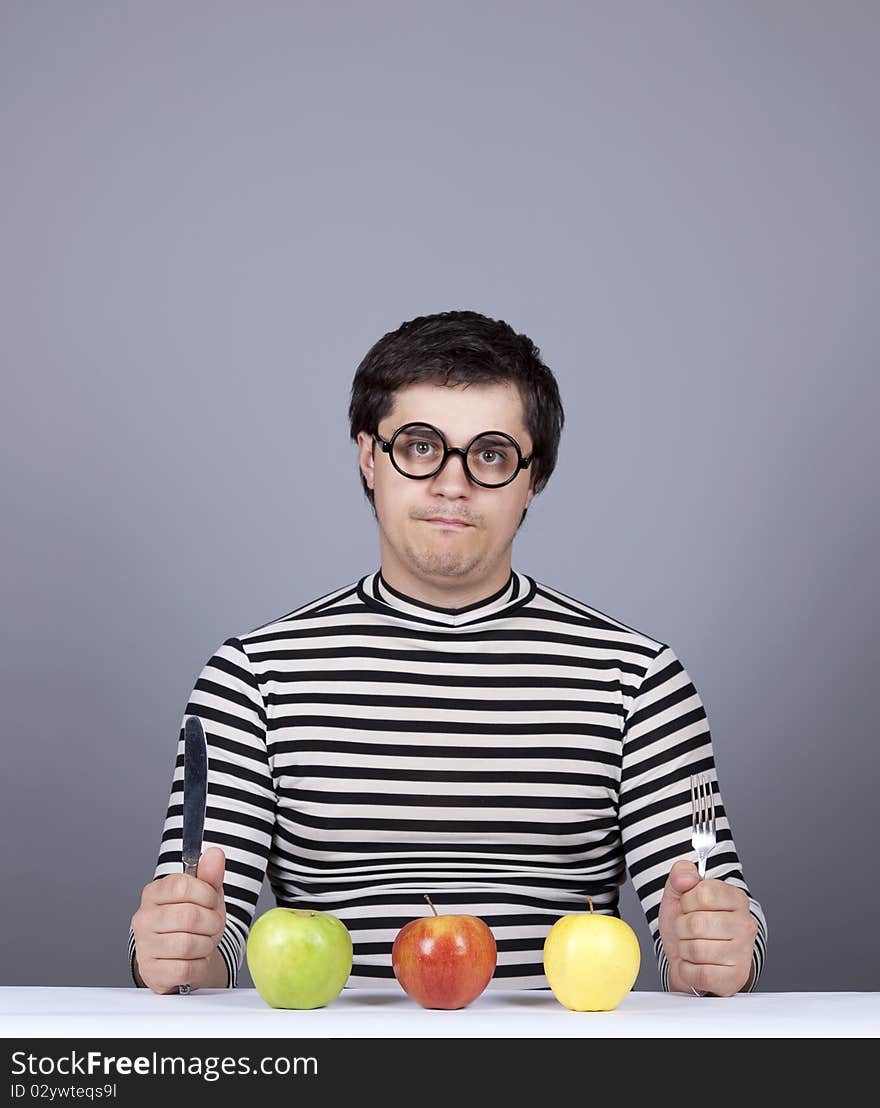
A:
[356,381,535,587]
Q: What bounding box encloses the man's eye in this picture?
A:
[401,440,439,457]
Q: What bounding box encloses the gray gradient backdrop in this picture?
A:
[2,1,878,992]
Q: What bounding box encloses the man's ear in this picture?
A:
[357,431,376,490]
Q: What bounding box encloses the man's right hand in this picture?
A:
[131,846,228,994]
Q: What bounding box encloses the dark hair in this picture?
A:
[348,310,564,529]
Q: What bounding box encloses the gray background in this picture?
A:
[2,0,877,992]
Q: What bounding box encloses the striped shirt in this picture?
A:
[129,567,768,991]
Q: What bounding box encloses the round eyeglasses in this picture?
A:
[373,421,533,489]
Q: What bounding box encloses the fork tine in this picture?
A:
[695,773,703,834]
[691,774,697,828]
[708,775,715,833]
[697,772,708,834]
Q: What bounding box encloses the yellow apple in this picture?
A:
[543,897,641,1011]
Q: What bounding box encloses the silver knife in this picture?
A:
[179,714,208,995]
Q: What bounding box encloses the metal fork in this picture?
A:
[689,772,717,997]
[690,772,717,878]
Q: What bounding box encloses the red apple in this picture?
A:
[391,895,497,1009]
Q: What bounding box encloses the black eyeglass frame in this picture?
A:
[373,421,534,489]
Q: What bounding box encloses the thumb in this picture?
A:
[662,859,701,904]
[196,846,226,901]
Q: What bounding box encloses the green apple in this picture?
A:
[246,907,353,1009]
[543,896,641,1011]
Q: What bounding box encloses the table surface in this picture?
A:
[1,988,878,1038]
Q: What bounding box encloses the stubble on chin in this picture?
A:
[402,534,484,580]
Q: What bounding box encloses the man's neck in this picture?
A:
[378,561,513,610]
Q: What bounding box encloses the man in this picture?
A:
[129,309,766,997]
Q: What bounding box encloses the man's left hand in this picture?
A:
[658,860,758,996]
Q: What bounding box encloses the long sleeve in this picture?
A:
[128,637,275,988]
[617,645,768,991]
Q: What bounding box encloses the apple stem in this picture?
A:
[424,895,439,917]
[587,896,594,913]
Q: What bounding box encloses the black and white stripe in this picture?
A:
[129,567,768,991]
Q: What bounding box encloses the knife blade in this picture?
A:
[179,714,208,995]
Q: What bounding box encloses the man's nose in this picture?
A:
[431,449,472,487]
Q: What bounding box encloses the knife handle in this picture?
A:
[178,860,199,995]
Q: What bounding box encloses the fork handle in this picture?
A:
[691,866,709,993]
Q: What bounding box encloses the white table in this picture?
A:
[1,988,877,1038]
